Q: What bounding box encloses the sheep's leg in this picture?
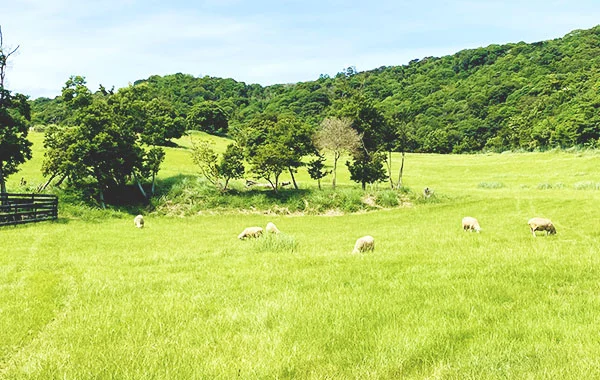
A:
[531,228,536,237]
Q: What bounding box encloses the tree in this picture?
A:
[42,77,147,208]
[0,27,31,194]
[307,154,329,190]
[191,140,220,187]
[346,150,387,190]
[143,98,186,145]
[314,117,361,189]
[235,113,314,191]
[187,101,229,135]
[135,146,165,198]
[218,143,245,190]
[191,140,245,191]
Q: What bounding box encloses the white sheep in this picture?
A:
[352,235,375,254]
[528,217,556,237]
[462,216,481,233]
[238,226,263,239]
[266,222,280,234]
[133,214,144,228]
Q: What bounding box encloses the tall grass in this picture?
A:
[2,132,600,378]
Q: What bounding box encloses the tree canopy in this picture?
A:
[30,25,600,156]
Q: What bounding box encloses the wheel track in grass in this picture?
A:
[0,228,80,377]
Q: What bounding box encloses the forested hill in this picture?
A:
[31,25,600,153]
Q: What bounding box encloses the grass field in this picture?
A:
[2,132,600,378]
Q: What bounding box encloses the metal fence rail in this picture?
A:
[0,193,58,226]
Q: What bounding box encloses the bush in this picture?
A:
[151,177,419,216]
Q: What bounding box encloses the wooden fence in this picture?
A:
[0,193,58,226]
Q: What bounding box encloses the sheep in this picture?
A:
[462,216,481,233]
[133,214,144,228]
[352,235,375,254]
[238,226,263,239]
[265,222,280,234]
[528,217,556,237]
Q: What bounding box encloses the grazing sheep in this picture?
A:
[462,216,481,233]
[238,226,263,239]
[266,222,280,234]
[352,235,375,254]
[528,217,556,237]
[134,214,144,228]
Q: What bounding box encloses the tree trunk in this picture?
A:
[151,172,156,196]
[55,174,67,187]
[386,150,394,189]
[332,151,340,189]
[0,163,6,194]
[133,172,148,199]
[317,178,321,190]
[39,173,57,192]
[396,151,405,189]
[288,167,299,189]
[99,188,106,209]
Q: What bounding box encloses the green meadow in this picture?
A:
[2,132,600,378]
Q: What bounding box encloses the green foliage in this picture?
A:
[236,113,315,190]
[151,177,413,216]
[346,151,388,190]
[191,140,245,191]
[187,101,229,135]
[28,25,600,158]
[0,90,32,192]
[42,77,171,207]
[218,143,245,190]
[0,30,32,192]
[306,154,329,190]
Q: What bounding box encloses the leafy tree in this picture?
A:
[187,101,229,135]
[191,140,244,191]
[135,146,165,198]
[42,77,149,208]
[306,154,329,190]
[143,98,186,145]
[236,113,313,191]
[314,117,360,189]
[0,27,32,194]
[191,140,220,188]
[218,143,245,190]
[346,150,387,190]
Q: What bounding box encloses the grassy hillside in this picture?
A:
[2,133,600,377]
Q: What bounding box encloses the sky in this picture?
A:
[2,0,600,99]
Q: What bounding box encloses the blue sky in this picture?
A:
[3,0,600,99]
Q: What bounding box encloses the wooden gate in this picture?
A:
[0,193,58,226]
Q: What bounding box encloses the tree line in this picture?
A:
[3,25,600,204]
[31,25,600,154]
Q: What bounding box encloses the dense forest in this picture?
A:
[31,25,600,154]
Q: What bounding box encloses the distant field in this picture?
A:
[2,132,600,378]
